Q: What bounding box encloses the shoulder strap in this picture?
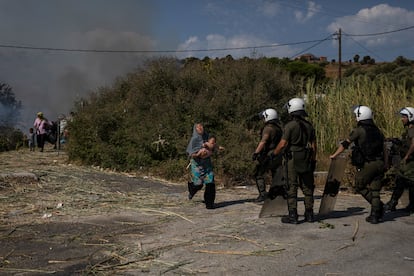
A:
[268,121,282,134]
[296,118,311,148]
[263,122,282,151]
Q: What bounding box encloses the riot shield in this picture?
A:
[318,152,348,216]
[259,165,288,218]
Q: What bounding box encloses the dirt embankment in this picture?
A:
[1,145,414,275]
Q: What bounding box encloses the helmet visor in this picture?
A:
[351,105,361,116]
[399,107,412,117]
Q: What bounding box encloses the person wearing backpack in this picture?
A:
[271,98,317,224]
[252,108,283,202]
[330,105,386,224]
[384,107,414,213]
[33,112,52,152]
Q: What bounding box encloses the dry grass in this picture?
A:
[305,75,411,156]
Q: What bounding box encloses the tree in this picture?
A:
[353,54,360,63]
[286,61,325,81]
[0,82,21,127]
[394,56,412,67]
[361,55,372,65]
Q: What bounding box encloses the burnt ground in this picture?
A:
[1,145,414,276]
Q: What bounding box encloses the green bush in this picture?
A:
[65,56,414,185]
[0,127,24,152]
[67,57,298,182]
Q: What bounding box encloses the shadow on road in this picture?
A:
[383,209,412,222]
[317,207,412,223]
[214,198,255,208]
[317,206,366,220]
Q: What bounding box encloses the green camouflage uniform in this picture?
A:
[254,121,283,198]
[398,127,414,181]
[349,123,385,215]
[385,126,414,211]
[283,118,316,214]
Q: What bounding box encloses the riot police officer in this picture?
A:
[330,105,386,224]
[252,108,283,202]
[271,98,317,224]
[384,107,414,213]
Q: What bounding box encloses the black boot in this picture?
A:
[404,187,414,213]
[384,199,398,212]
[281,210,298,224]
[255,179,266,202]
[188,182,202,200]
[385,178,406,211]
[365,213,380,224]
[365,208,373,222]
[366,201,384,224]
[365,210,383,224]
[204,183,216,209]
[304,208,314,223]
[187,181,194,199]
[254,194,266,202]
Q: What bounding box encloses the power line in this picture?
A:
[344,35,385,61]
[343,25,414,37]
[0,25,412,57]
[290,34,335,59]
[0,37,335,54]
[341,27,410,61]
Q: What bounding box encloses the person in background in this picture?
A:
[61,111,74,144]
[330,105,386,224]
[186,123,217,209]
[33,112,51,152]
[252,108,283,202]
[272,98,317,224]
[384,107,414,214]
[28,127,35,151]
[59,118,68,144]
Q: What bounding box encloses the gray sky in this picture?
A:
[1,0,414,132]
[0,0,158,131]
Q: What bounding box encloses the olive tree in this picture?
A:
[0,82,21,127]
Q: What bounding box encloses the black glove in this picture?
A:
[252,152,259,161]
[269,152,277,160]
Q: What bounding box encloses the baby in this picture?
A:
[198,135,225,158]
[197,135,217,158]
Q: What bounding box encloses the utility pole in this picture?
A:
[338,28,342,83]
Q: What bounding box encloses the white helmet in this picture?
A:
[353,105,372,121]
[286,98,306,115]
[261,108,278,122]
[400,107,414,122]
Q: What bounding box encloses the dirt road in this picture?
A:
[1,146,413,275]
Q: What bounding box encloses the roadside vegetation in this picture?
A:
[1,55,414,185]
[0,83,23,151]
[65,56,414,184]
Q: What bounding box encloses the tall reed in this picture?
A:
[304,75,413,156]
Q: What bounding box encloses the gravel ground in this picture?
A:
[0,145,413,275]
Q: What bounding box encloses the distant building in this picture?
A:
[296,53,327,63]
[319,56,327,62]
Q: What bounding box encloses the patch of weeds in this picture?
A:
[318,221,335,229]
